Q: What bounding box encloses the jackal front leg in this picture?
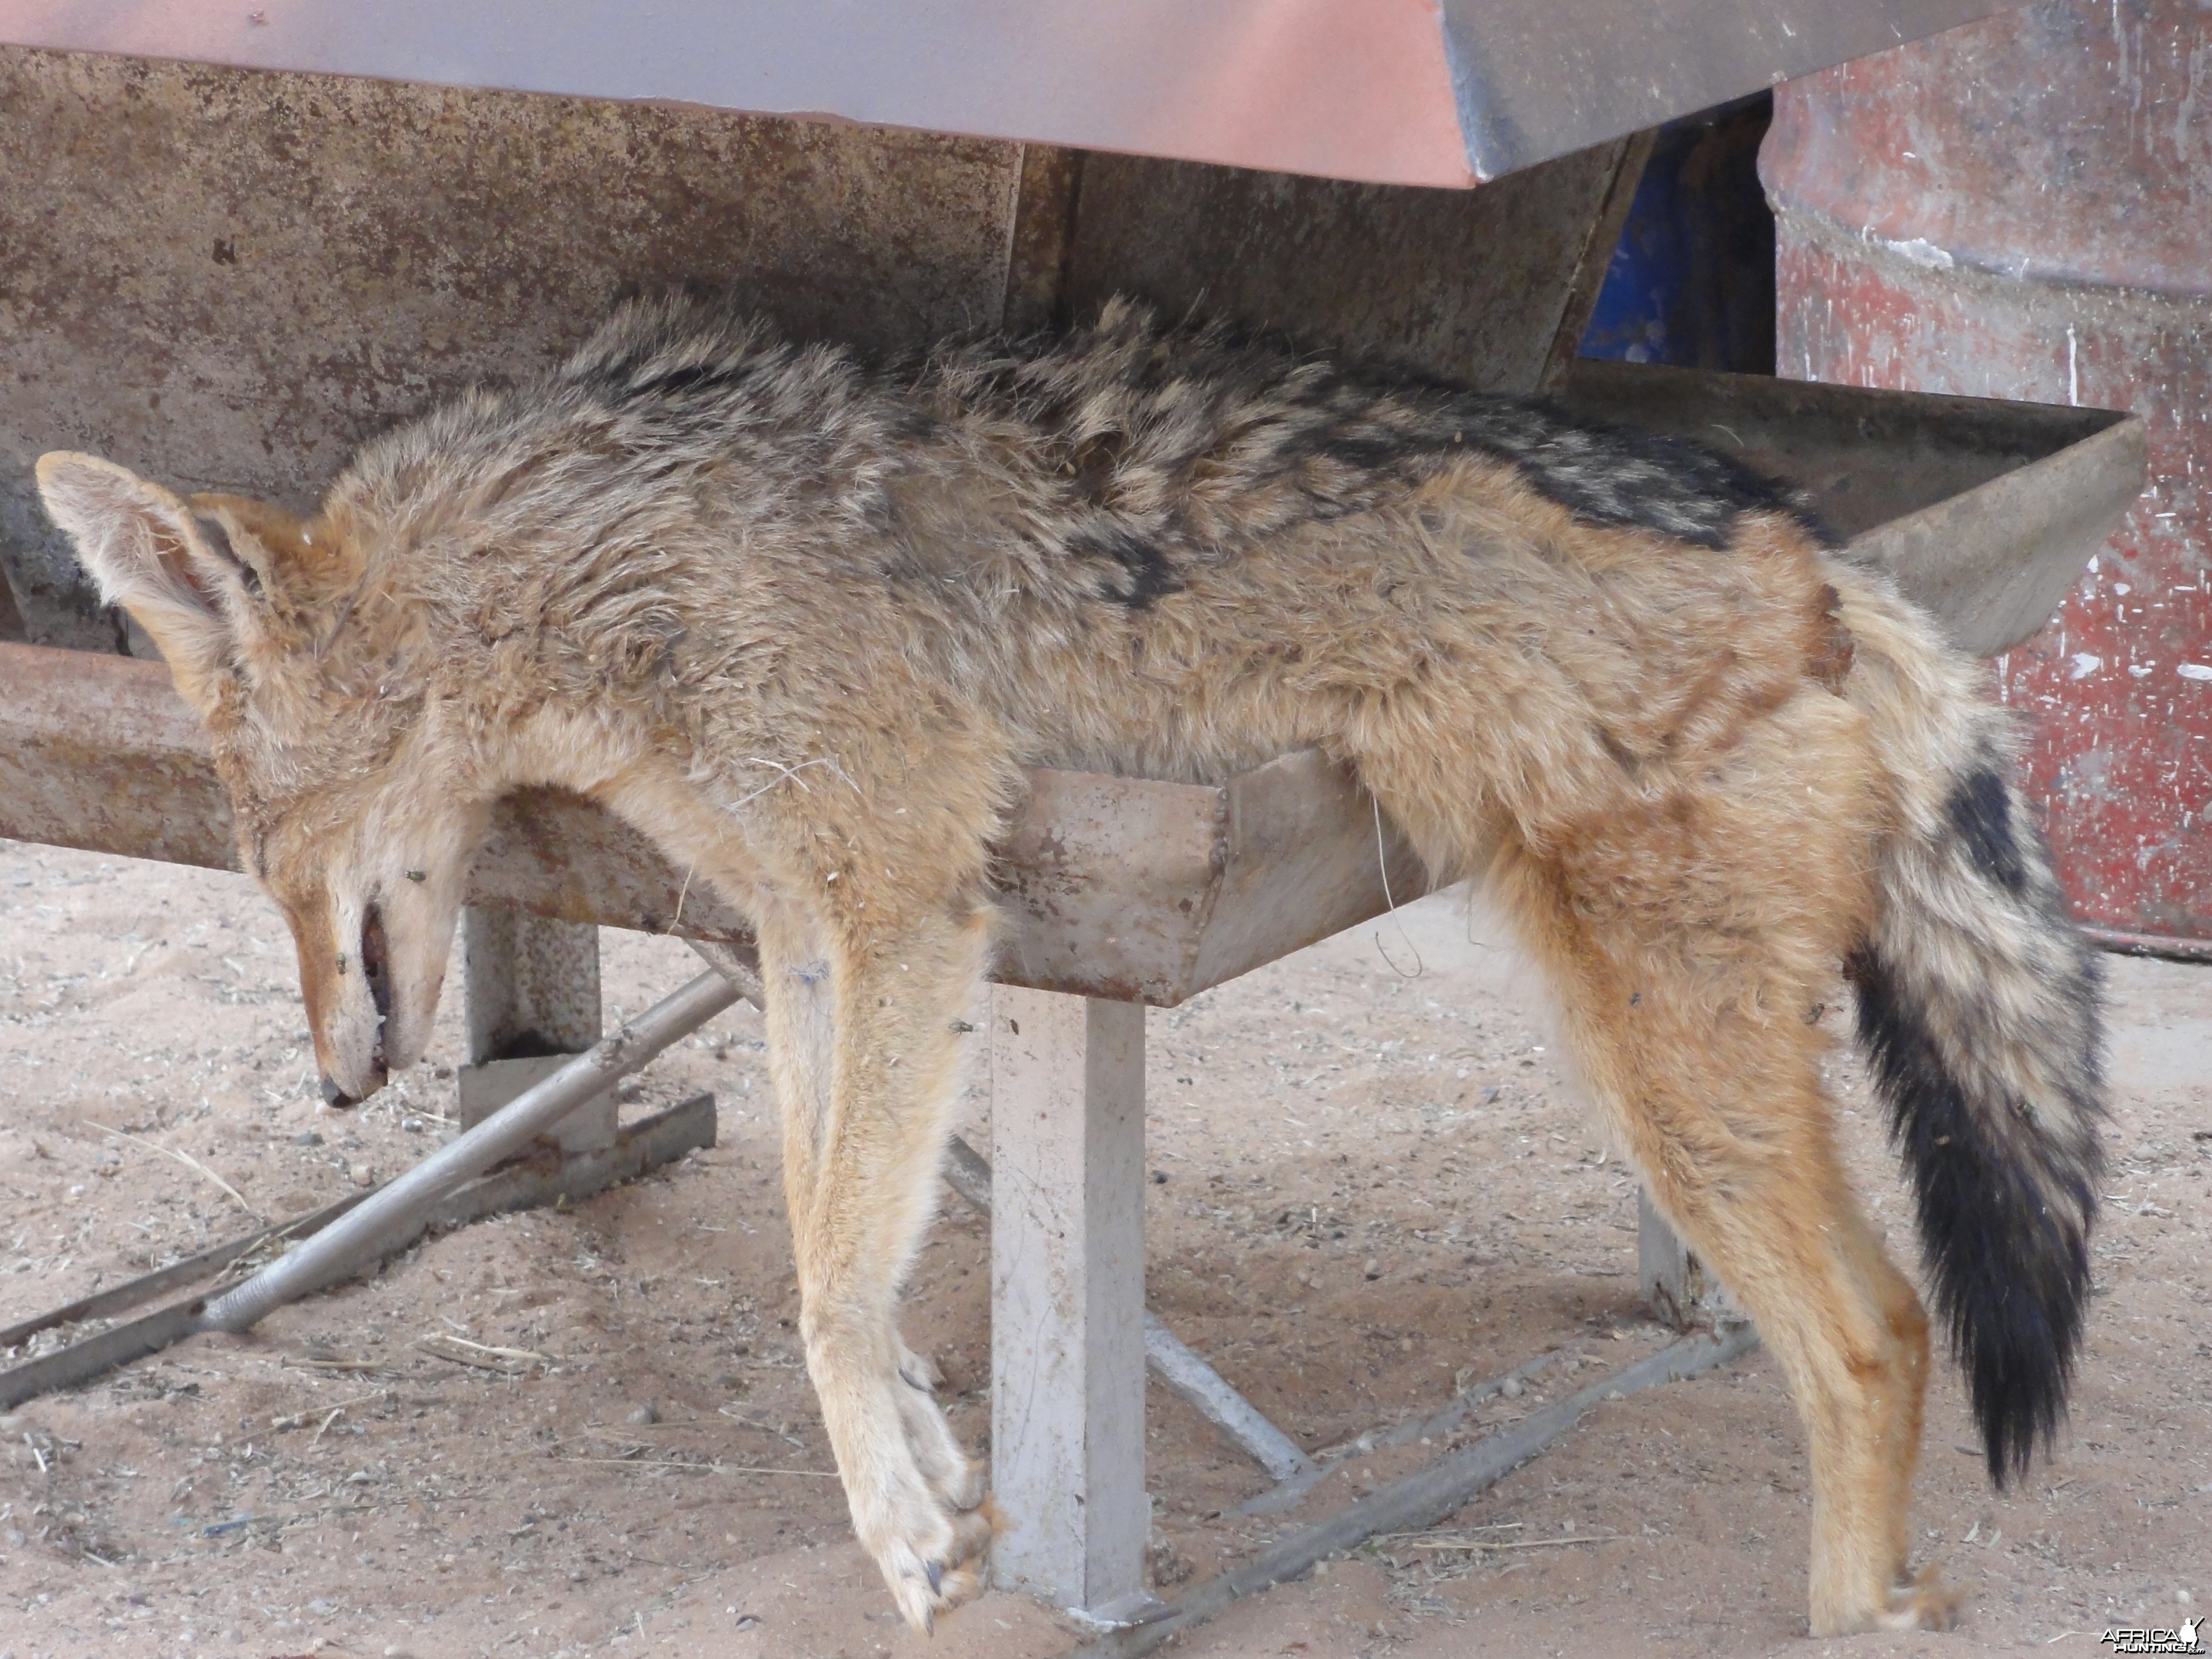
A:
[777,907,995,1634]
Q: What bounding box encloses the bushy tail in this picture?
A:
[1833,567,2104,1488]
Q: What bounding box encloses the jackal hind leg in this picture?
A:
[1496,849,1946,1637]
[775,903,996,1634]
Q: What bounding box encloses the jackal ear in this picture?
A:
[35,452,262,713]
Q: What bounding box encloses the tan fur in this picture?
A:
[35,297,2102,1637]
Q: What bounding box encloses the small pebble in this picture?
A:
[1501,1377,1523,1399]
[292,1131,323,1147]
[1363,1258,1381,1279]
[309,1597,337,1613]
[628,1403,659,1426]
[617,1081,645,1103]
[348,1162,375,1187]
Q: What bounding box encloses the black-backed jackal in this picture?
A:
[39,297,2103,1637]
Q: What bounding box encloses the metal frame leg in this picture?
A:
[1638,1188,1713,1329]
[458,907,613,1153]
[987,984,1161,1626]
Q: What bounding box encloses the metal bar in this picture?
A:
[2080,925,2212,964]
[1639,1189,1713,1330]
[1090,1323,1761,1659]
[1141,1315,1312,1485]
[193,968,746,1335]
[410,1093,718,1236]
[940,1134,1312,1484]
[0,1297,210,1412]
[685,938,766,1005]
[0,1190,368,1351]
[0,1096,717,1410]
[1240,1341,1579,1518]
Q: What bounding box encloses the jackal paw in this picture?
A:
[896,1343,987,1512]
[844,1350,994,1632]
[1874,1566,1959,1632]
[1812,1564,1960,1637]
[857,1466,997,1634]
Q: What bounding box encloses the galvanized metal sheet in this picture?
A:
[0,1,2036,189]
[1553,360,2146,655]
[1437,0,2020,182]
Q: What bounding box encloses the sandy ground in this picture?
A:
[0,837,2204,1659]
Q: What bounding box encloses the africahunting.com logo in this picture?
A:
[2099,1618,2204,1655]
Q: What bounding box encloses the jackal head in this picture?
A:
[36,454,484,1107]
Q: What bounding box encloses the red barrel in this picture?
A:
[1765,0,2211,953]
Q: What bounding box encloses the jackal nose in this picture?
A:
[320,1075,358,1110]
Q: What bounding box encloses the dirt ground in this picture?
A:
[0,836,2204,1659]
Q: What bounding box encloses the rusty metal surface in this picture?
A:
[1067,138,1643,395]
[1553,361,2146,655]
[0,1,2034,190]
[0,633,234,868]
[0,643,1415,1005]
[1766,0,2211,943]
[0,46,1023,648]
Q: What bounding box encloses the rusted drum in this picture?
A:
[1764,0,2209,953]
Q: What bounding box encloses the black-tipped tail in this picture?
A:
[1848,940,2100,1486]
[1829,563,2106,1489]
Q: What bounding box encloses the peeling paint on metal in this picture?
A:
[1769,0,2212,942]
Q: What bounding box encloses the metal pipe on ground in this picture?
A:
[939,1133,1316,1484]
[1085,1322,1760,1658]
[194,960,753,1335]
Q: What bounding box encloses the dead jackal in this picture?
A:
[39,296,2102,1637]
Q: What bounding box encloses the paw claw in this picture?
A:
[1875,1566,1959,1632]
[925,1558,943,1595]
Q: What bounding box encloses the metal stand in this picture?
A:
[459,909,618,1154]
[987,985,1165,1628]
[453,908,714,1190]
[1638,1189,1714,1330]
